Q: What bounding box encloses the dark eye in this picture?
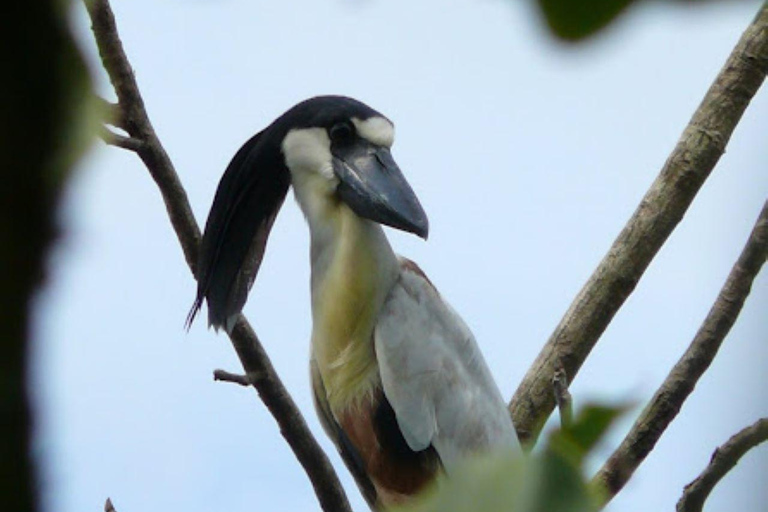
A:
[329,122,355,143]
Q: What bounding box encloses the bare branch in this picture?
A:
[509,2,768,446]
[99,126,144,152]
[84,1,352,511]
[213,369,252,387]
[591,199,768,505]
[104,498,116,512]
[85,0,200,274]
[676,418,768,512]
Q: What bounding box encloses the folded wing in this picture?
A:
[374,259,519,469]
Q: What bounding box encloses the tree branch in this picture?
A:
[86,0,200,273]
[591,199,768,505]
[213,369,253,387]
[676,418,768,512]
[509,2,768,446]
[99,126,144,152]
[84,2,352,511]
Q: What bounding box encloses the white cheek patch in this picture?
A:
[352,116,395,148]
[282,127,335,181]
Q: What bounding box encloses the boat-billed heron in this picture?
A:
[188,96,518,508]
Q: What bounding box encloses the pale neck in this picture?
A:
[293,174,399,409]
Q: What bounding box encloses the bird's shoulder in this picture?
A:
[378,256,475,357]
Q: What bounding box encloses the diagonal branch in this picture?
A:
[84,1,352,511]
[509,2,768,446]
[591,199,768,505]
[86,0,200,273]
[676,418,768,512]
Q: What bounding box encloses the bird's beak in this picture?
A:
[332,141,429,239]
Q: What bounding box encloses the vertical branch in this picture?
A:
[552,363,573,429]
[591,200,768,505]
[509,3,768,445]
[84,1,352,511]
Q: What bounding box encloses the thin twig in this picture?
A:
[676,418,768,512]
[509,2,768,446]
[552,361,573,429]
[213,369,252,387]
[99,126,144,151]
[84,2,352,511]
[591,199,768,505]
[94,96,125,129]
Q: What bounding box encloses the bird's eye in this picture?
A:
[329,122,355,143]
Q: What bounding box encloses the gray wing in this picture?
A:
[374,259,519,470]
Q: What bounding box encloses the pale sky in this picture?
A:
[36,1,766,511]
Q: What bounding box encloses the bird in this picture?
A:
[187,96,519,509]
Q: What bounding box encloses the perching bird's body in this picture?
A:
[188,96,519,509]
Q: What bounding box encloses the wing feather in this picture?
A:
[187,130,291,331]
[374,259,519,469]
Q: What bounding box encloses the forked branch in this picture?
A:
[84,1,352,511]
[676,418,768,512]
[509,2,768,445]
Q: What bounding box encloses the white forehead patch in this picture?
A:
[281,127,335,181]
[352,116,395,148]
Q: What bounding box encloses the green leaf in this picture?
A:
[536,0,636,41]
[392,450,597,512]
[549,402,630,467]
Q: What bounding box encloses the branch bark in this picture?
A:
[676,418,768,512]
[213,369,253,387]
[509,2,768,446]
[591,199,768,505]
[84,2,352,511]
[99,126,144,152]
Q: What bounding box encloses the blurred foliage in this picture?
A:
[537,0,634,41]
[393,403,627,512]
[535,0,750,41]
[548,404,629,469]
[0,0,95,511]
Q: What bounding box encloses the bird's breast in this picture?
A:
[309,204,398,411]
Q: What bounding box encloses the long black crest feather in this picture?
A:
[185,129,291,331]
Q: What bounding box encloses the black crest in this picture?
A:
[187,96,384,330]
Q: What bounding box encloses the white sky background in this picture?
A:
[35,0,766,511]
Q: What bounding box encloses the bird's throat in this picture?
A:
[309,203,398,412]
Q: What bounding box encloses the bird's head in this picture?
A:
[275,96,429,239]
[190,96,428,330]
